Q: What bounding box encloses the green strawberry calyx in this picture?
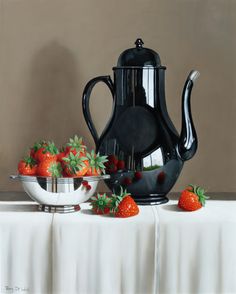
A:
[48,162,62,178]
[31,140,47,152]
[86,150,108,174]
[90,193,111,213]
[63,152,87,175]
[110,186,130,214]
[187,184,210,206]
[67,135,86,153]
[43,141,59,155]
[23,156,37,168]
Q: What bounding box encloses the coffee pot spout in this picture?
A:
[177,70,200,161]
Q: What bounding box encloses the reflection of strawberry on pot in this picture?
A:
[122,171,142,188]
[108,155,118,166]
[117,160,125,170]
[105,155,117,174]
[134,171,142,181]
[157,171,165,184]
[122,177,132,186]
[105,154,126,173]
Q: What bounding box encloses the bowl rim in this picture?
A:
[10,174,110,183]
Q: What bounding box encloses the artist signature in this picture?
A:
[1,286,29,293]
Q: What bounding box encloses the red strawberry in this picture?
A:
[178,185,209,211]
[35,141,59,162]
[57,150,66,163]
[30,140,47,159]
[90,193,111,214]
[62,152,89,177]
[37,159,62,177]
[65,135,87,157]
[117,160,125,170]
[18,156,37,176]
[134,171,142,180]
[110,188,139,218]
[85,150,108,176]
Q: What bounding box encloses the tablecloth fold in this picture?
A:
[155,198,236,294]
[52,203,158,294]
[0,202,53,294]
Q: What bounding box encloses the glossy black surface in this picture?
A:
[82,40,199,205]
[117,38,162,67]
[82,75,114,146]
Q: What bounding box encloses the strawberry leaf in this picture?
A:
[66,135,86,153]
[48,162,62,177]
[62,152,88,175]
[23,156,37,168]
[86,150,108,174]
[190,184,209,207]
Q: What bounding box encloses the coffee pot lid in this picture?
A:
[116,38,162,67]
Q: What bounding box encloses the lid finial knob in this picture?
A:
[135,38,144,49]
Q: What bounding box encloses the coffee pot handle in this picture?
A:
[82,76,114,146]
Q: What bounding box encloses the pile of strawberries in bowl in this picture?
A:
[18,135,108,178]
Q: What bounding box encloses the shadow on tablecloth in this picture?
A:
[161,204,181,212]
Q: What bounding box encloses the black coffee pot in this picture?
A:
[82,39,200,205]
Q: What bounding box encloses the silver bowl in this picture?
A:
[10,174,110,213]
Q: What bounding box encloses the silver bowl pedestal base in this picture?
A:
[38,204,81,213]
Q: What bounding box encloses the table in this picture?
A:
[0,192,236,294]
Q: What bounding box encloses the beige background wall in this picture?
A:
[0,0,235,192]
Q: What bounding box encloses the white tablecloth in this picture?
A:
[0,192,236,294]
[156,193,236,294]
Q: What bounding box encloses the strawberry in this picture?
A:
[85,150,108,176]
[65,135,86,157]
[62,152,89,177]
[57,148,66,163]
[134,171,142,180]
[178,185,209,211]
[35,141,59,162]
[30,140,47,159]
[18,156,37,176]
[110,187,139,218]
[117,160,125,170]
[37,159,62,177]
[90,193,111,214]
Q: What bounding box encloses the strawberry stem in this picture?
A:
[43,141,59,155]
[23,156,37,168]
[188,184,209,206]
[90,193,110,213]
[110,186,130,214]
[67,135,86,153]
[48,162,62,177]
[86,150,108,174]
[62,152,87,175]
